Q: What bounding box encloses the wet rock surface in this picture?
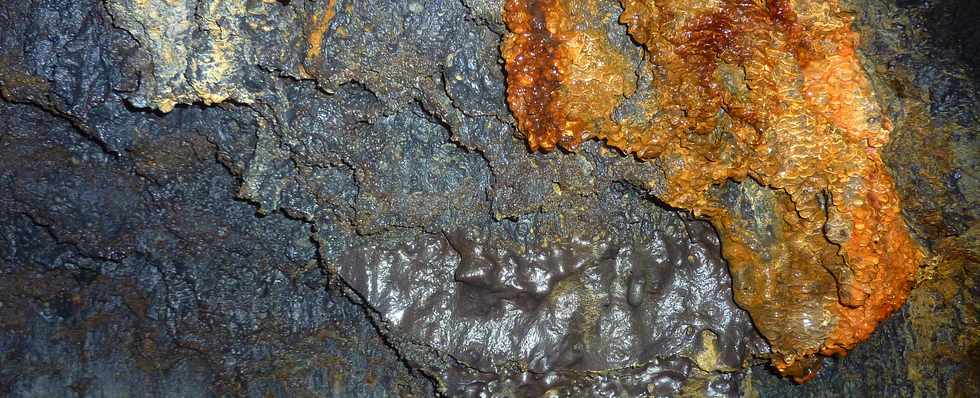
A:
[0,0,976,397]
[749,0,979,395]
[335,211,766,396]
[501,0,926,376]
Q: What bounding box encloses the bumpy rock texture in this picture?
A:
[336,210,767,396]
[0,0,976,397]
[502,0,926,379]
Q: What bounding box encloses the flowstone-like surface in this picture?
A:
[502,0,925,379]
[336,211,766,396]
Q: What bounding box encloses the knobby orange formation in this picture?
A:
[502,0,636,151]
[503,0,925,382]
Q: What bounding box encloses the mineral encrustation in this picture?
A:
[1,0,975,396]
[503,0,926,380]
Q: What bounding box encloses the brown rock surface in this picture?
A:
[502,0,925,379]
[502,0,635,151]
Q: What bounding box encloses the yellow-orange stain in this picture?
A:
[502,0,925,380]
[306,0,338,65]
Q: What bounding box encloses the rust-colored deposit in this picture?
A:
[501,0,635,151]
[302,0,338,76]
[502,0,925,380]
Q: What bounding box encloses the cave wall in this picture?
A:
[0,0,975,397]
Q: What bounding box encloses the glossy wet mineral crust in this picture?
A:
[335,206,767,396]
[503,0,926,380]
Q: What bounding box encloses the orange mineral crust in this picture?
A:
[501,0,635,152]
[502,0,925,380]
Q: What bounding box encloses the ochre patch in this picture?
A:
[502,0,635,151]
[502,0,924,380]
[305,0,339,72]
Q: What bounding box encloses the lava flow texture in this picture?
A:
[502,0,925,382]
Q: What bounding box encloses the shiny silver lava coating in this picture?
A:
[338,214,768,397]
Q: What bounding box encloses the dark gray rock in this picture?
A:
[0,99,432,397]
[334,201,766,396]
[1,0,976,396]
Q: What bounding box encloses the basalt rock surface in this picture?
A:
[0,0,975,397]
[501,0,926,379]
[335,207,766,396]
